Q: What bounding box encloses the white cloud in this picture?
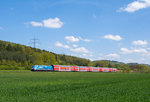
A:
[140,58,145,61]
[72,44,78,48]
[65,36,92,43]
[104,34,122,41]
[65,36,79,42]
[63,45,70,49]
[55,42,70,49]
[132,40,148,46]
[96,53,120,60]
[82,54,87,56]
[0,26,3,30]
[121,48,148,54]
[79,37,92,42]
[89,53,94,57]
[133,48,148,53]
[125,57,147,64]
[119,0,150,13]
[30,21,43,27]
[55,42,63,47]
[83,39,92,42]
[55,42,89,53]
[147,52,150,56]
[106,53,120,59]
[43,17,63,28]
[70,47,89,53]
[120,48,131,54]
[29,17,63,29]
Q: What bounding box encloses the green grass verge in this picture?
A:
[0,65,25,70]
[0,71,150,102]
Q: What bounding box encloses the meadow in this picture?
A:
[0,71,150,102]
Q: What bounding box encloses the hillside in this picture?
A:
[0,40,90,70]
[0,40,150,72]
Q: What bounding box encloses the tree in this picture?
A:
[122,64,130,73]
[31,53,43,65]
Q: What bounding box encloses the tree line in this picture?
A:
[0,40,150,72]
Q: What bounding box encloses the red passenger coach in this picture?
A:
[74,66,79,71]
[87,67,92,72]
[53,65,59,71]
[108,68,112,72]
[112,68,118,72]
[59,65,71,71]
[103,68,109,72]
[71,66,79,71]
[99,68,103,72]
[79,66,87,72]
[51,65,118,72]
[91,67,99,72]
[70,66,74,71]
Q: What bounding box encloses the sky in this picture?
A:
[0,0,150,64]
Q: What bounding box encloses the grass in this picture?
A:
[0,71,150,102]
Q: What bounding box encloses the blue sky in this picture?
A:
[1,0,150,64]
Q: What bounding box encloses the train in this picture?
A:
[31,65,118,72]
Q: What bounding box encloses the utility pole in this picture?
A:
[29,37,40,48]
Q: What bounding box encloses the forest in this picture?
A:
[0,40,150,72]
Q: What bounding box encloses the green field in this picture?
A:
[0,71,150,102]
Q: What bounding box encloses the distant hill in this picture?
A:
[0,40,150,72]
[93,60,124,64]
